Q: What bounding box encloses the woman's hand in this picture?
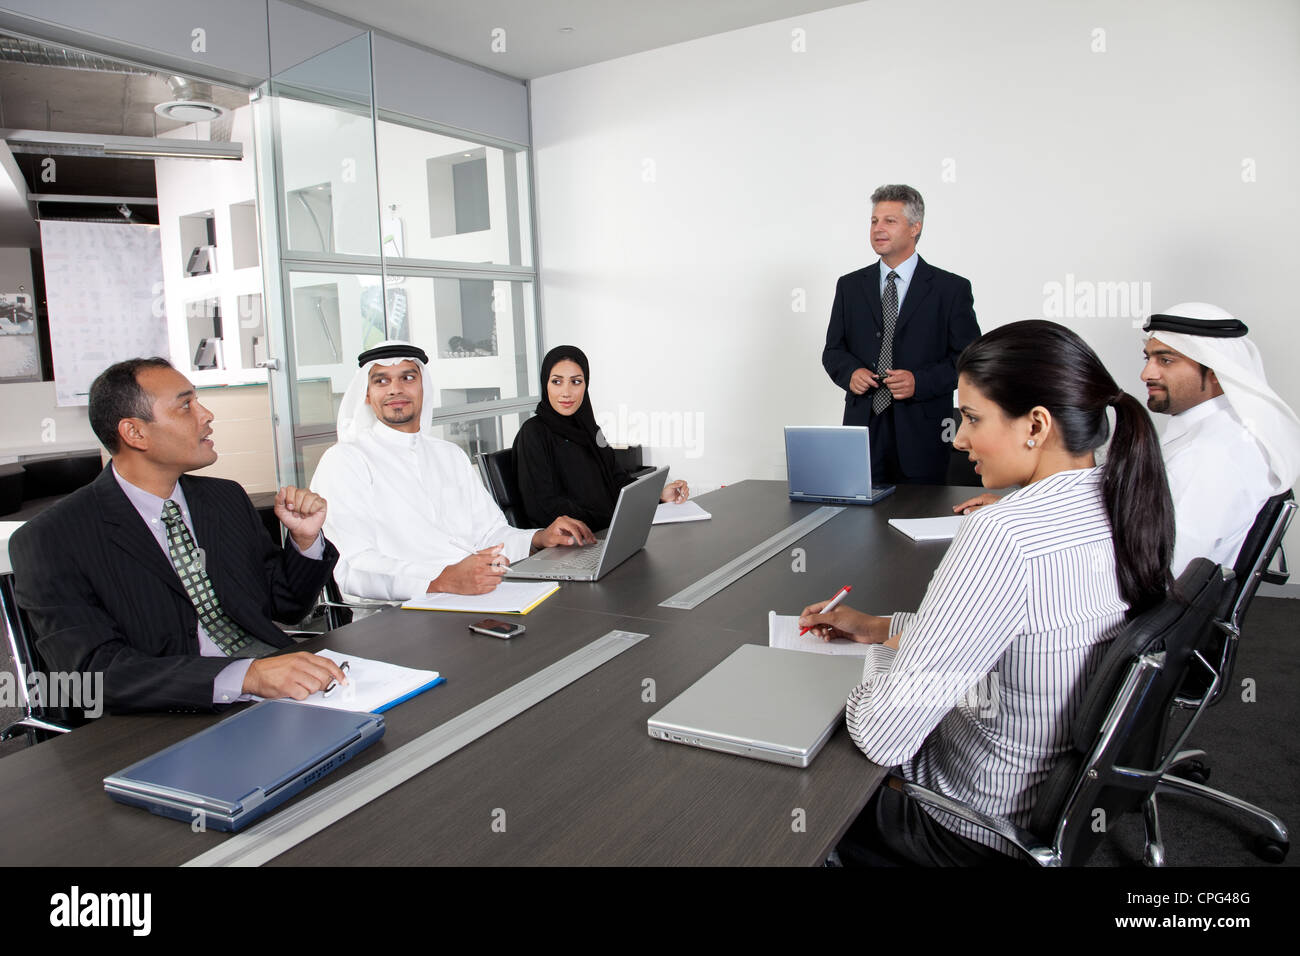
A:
[660,479,689,503]
[952,492,1002,515]
[797,601,890,644]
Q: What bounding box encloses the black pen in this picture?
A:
[322,660,351,697]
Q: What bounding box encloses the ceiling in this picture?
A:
[302,0,865,80]
[0,45,248,138]
[0,35,250,242]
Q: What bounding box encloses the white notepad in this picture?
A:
[402,580,560,614]
[653,500,712,524]
[259,649,442,714]
[768,611,871,657]
[888,516,965,542]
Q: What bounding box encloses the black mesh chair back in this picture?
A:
[477,448,523,527]
[1176,491,1295,708]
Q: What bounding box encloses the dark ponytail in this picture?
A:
[1103,391,1175,612]
[957,320,1174,614]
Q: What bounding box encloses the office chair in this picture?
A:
[0,572,73,746]
[477,448,524,527]
[894,558,1236,867]
[310,576,399,631]
[1160,491,1295,863]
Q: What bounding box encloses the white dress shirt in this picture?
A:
[1162,394,1274,577]
[846,468,1130,856]
[311,419,536,600]
[878,250,919,309]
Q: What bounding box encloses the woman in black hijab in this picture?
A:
[513,345,688,531]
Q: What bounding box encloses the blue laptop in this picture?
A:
[104,700,385,831]
[784,425,896,505]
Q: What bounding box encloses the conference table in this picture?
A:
[0,480,977,866]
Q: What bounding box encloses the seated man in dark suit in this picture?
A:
[9,357,346,715]
[822,184,981,483]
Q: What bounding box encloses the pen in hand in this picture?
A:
[799,585,852,637]
[323,660,350,697]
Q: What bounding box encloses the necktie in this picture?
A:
[161,499,277,658]
[873,270,900,415]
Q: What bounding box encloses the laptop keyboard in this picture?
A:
[556,547,605,571]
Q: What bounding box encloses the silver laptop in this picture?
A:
[784,424,896,505]
[647,644,866,767]
[506,466,668,581]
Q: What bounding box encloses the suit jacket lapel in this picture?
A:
[182,475,223,580]
[896,256,935,331]
[182,475,268,635]
[94,466,187,600]
[862,262,883,331]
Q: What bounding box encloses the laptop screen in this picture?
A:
[785,426,872,499]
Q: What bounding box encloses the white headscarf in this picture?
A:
[1144,302,1300,490]
[335,340,436,443]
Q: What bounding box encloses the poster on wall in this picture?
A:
[0,292,39,383]
[40,220,168,406]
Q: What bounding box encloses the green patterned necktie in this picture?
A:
[161,499,277,658]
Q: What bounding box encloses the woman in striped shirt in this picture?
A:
[801,320,1174,865]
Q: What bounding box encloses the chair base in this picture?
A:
[1142,794,1166,867]
[1155,773,1290,863]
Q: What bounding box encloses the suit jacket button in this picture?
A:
[876,332,882,338]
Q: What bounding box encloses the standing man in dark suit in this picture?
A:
[9,357,346,715]
[822,185,980,483]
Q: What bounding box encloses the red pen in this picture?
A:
[799,585,852,636]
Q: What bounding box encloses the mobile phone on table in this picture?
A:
[468,618,526,639]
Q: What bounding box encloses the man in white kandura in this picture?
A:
[311,341,595,600]
[1140,302,1300,576]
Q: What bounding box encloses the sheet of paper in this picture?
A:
[653,500,712,524]
[768,611,871,657]
[402,580,560,614]
[261,649,441,714]
[887,515,965,542]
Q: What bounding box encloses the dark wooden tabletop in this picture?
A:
[0,480,973,866]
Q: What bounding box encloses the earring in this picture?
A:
[1026,439,1036,448]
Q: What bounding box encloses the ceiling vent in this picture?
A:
[154,75,228,124]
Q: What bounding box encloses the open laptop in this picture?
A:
[784,425,895,505]
[506,466,668,582]
[104,700,385,831]
[647,644,866,767]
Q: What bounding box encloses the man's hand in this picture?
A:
[797,600,890,644]
[275,485,327,552]
[429,545,508,595]
[660,479,690,503]
[849,368,879,395]
[952,492,1003,515]
[533,516,596,550]
[243,652,346,700]
[882,368,916,400]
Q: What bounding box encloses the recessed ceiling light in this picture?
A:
[559,26,575,33]
[155,100,227,123]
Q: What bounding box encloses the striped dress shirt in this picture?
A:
[847,467,1129,856]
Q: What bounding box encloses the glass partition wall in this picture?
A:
[252,33,540,486]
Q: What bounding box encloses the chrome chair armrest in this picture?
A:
[892,778,1060,867]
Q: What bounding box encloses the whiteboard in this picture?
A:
[40,221,168,406]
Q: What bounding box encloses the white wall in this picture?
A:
[531,0,1300,590]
